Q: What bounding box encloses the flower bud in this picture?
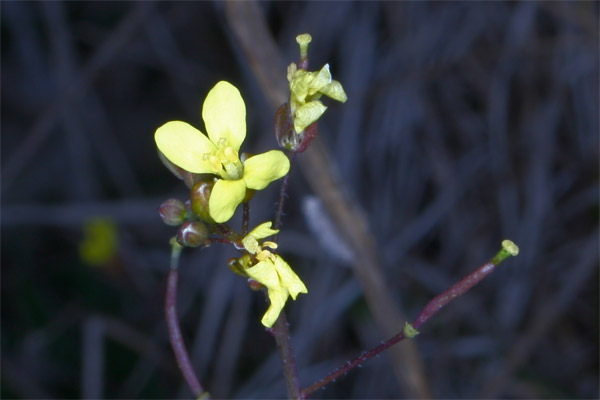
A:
[190,180,215,223]
[275,102,320,153]
[159,199,186,226]
[176,221,208,247]
[275,103,297,151]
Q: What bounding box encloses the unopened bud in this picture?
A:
[176,221,208,247]
[190,180,215,223]
[159,199,186,226]
[275,103,297,151]
[275,103,319,153]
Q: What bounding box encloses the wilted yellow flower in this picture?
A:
[287,62,347,133]
[241,222,308,327]
[155,81,290,223]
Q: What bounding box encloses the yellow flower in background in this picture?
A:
[79,217,118,267]
[287,62,347,133]
[241,222,308,327]
[155,81,290,223]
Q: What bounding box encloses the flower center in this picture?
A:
[203,137,243,180]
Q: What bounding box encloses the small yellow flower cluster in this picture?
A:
[240,222,308,327]
[287,34,347,133]
[155,82,290,223]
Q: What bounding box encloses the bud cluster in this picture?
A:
[159,176,219,248]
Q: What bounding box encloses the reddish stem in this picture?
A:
[413,261,496,330]
[300,244,517,398]
[300,330,407,399]
[165,254,206,397]
[269,311,301,399]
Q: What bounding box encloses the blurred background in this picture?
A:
[2,1,598,399]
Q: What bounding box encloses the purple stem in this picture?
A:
[413,261,496,330]
[165,246,206,398]
[300,243,517,398]
[300,330,407,399]
[273,152,295,232]
[267,151,301,399]
[269,311,301,399]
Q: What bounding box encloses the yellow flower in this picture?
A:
[79,217,118,267]
[241,222,308,327]
[155,81,290,223]
[287,63,347,133]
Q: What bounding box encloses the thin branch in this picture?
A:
[269,311,301,399]
[300,241,519,398]
[165,240,208,398]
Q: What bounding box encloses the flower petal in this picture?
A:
[208,179,246,223]
[274,255,308,300]
[246,259,279,289]
[293,101,327,133]
[261,287,289,327]
[246,221,279,241]
[202,81,246,152]
[155,121,217,173]
[243,150,290,190]
[320,80,347,103]
[309,64,333,95]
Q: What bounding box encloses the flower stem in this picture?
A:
[414,239,519,330]
[165,238,208,398]
[242,201,250,236]
[273,152,296,232]
[270,311,300,399]
[300,240,519,398]
[269,152,300,399]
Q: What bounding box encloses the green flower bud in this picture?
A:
[190,180,215,223]
[176,221,208,247]
[159,199,186,226]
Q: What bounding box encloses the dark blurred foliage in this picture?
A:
[1,1,598,399]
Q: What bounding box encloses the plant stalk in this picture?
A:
[165,240,208,398]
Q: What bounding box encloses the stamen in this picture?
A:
[263,241,278,250]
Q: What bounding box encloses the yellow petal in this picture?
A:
[320,80,347,103]
[242,236,260,255]
[243,150,290,190]
[309,64,333,96]
[246,260,279,288]
[246,221,279,241]
[274,255,308,300]
[293,101,327,133]
[290,69,311,103]
[202,81,246,152]
[155,121,217,173]
[208,179,246,223]
[262,287,289,327]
